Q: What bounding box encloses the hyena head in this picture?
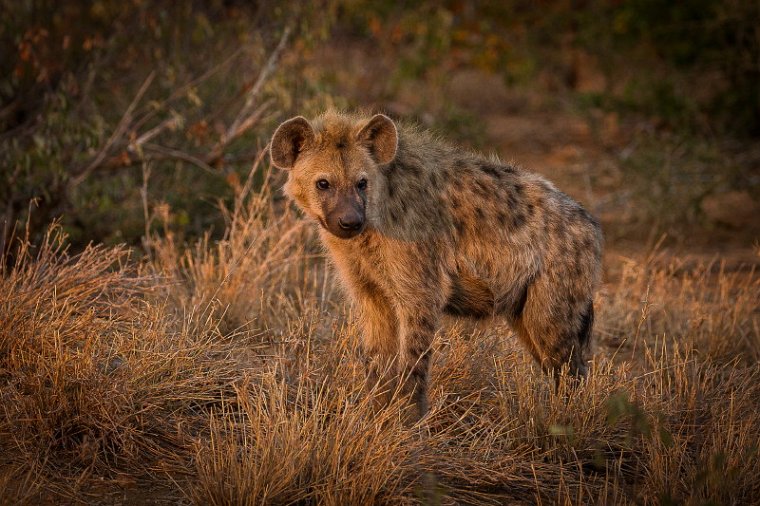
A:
[270,111,398,239]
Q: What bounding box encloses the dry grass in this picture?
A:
[1,158,758,505]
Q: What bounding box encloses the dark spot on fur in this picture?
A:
[454,219,466,235]
[410,367,427,380]
[527,203,535,216]
[475,207,485,220]
[410,352,432,377]
[472,179,490,196]
[511,212,526,229]
[574,206,591,222]
[406,163,422,179]
[497,211,508,226]
[408,343,425,358]
[450,195,460,209]
[359,276,384,299]
[514,183,524,195]
[480,163,502,179]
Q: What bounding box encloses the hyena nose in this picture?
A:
[339,216,364,231]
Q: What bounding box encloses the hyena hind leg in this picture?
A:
[511,295,594,382]
[571,300,594,378]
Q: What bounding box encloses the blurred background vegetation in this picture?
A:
[2,0,758,257]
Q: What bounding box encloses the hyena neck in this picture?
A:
[319,226,382,260]
[368,130,455,241]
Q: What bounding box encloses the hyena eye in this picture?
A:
[356,178,367,190]
[316,179,330,190]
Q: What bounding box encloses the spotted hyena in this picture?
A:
[270,110,602,420]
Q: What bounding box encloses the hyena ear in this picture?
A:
[356,114,398,165]
[270,116,314,170]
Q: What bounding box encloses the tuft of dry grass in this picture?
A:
[192,368,420,505]
[0,225,245,500]
[1,157,758,504]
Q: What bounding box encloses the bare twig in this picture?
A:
[208,100,273,165]
[131,114,183,150]
[216,26,291,153]
[142,143,217,175]
[130,46,247,134]
[69,71,156,188]
[140,162,152,254]
[65,28,289,192]
[632,285,652,359]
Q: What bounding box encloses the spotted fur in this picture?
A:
[270,111,603,421]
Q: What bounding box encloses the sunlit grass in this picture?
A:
[1,159,758,505]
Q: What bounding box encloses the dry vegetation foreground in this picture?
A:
[1,161,759,505]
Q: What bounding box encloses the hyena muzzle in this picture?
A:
[270,110,603,421]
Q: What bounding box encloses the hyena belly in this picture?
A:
[444,269,494,319]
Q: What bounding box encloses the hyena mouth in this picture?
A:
[316,216,365,239]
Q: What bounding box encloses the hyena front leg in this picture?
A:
[395,305,440,422]
[391,265,448,421]
[354,288,399,403]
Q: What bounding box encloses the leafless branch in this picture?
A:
[130,47,247,134]
[69,71,156,188]
[221,26,291,147]
[142,144,217,175]
[131,114,183,150]
[65,26,290,189]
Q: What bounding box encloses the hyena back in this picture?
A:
[270,111,602,420]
